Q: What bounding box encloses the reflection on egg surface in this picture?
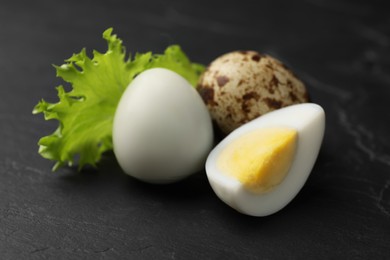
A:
[205,103,325,216]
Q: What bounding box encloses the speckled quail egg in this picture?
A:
[197,51,309,134]
[205,103,325,216]
[113,68,214,184]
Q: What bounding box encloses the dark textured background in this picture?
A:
[1,0,389,259]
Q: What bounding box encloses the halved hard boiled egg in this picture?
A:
[205,103,325,216]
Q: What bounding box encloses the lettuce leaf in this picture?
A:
[33,28,204,171]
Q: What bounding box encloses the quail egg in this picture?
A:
[197,51,309,134]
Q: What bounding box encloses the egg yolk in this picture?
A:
[217,127,297,194]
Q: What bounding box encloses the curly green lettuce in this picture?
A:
[33,28,205,171]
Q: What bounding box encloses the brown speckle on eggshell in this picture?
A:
[197,50,309,134]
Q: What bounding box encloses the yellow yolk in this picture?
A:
[217,127,297,194]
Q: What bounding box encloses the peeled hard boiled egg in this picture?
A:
[205,103,325,216]
[113,68,214,184]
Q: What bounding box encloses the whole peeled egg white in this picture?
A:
[113,68,214,183]
[205,103,325,216]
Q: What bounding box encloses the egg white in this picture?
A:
[205,103,325,216]
[113,68,214,184]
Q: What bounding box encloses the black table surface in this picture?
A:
[1,0,389,259]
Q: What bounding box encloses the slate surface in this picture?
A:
[0,0,389,259]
